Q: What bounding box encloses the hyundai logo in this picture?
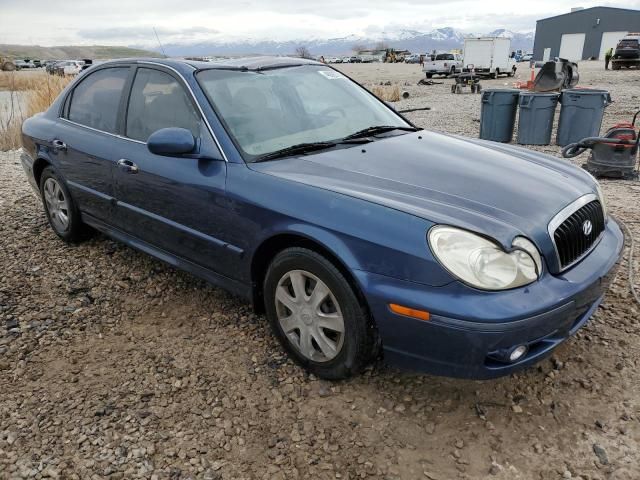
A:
[582,220,593,236]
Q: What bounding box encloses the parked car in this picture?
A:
[614,33,640,60]
[519,53,533,62]
[423,53,463,78]
[21,57,623,380]
[53,60,83,76]
[342,57,351,63]
[349,56,362,63]
[13,59,29,70]
[404,54,421,64]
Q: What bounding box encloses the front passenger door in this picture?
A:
[112,67,235,277]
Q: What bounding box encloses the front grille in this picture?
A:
[552,200,605,269]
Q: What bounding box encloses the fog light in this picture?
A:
[509,345,528,362]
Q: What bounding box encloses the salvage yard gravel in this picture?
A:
[1,61,639,479]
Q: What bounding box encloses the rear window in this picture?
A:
[619,39,639,47]
[435,54,454,61]
[67,67,129,133]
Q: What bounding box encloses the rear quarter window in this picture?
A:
[67,67,129,134]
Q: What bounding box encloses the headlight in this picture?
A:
[428,226,542,291]
[594,181,607,219]
[584,171,607,219]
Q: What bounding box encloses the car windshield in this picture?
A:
[435,54,454,60]
[197,65,409,161]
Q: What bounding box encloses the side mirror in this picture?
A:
[147,127,196,156]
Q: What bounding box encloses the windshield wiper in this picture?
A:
[253,141,337,162]
[341,125,421,141]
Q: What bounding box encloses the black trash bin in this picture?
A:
[516,92,560,145]
[479,89,521,143]
[556,89,612,147]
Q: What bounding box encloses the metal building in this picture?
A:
[533,7,640,61]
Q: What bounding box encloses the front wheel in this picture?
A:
[263,248,377,379]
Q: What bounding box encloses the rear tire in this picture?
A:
[39,166,87,243]
[426,73,433,79]
[263,247,377,380]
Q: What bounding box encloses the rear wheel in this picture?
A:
[426,73,433,79]
[263,247,377,379]
[39,166,87,243]
[455,84,462,94]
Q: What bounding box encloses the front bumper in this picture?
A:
[356,218,624,379]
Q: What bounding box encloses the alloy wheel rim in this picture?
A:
[43,178,70,232]
[275,269,345,363]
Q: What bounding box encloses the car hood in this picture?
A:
[249,130,597,253]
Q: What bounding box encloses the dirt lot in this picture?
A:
[1,61,639,480]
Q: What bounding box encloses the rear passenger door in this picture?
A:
[112,66,234,276]
[56,66,131,223]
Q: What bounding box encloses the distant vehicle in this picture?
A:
[404,54,421,64]
[462,37,517,78]
[14,59,30,70]
[45,61,62,74]
[32,60,42,68]
[342,57,351,63]
[349,56,362,63]
[519,53,533,62]
[614,33,640,59]
[612,33,640,70]
[53,61,83,76]
[423,53,463,78]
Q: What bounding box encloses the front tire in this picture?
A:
[263,247,377,379]
[39,166,86,243]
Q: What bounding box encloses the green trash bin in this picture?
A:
[516,92,560,145]
[479,89,521,143]
[557,89,612,147]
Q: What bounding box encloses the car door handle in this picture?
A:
[117,158,139,174]
[51,139,67,151]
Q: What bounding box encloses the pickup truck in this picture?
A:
[423,53,463,78]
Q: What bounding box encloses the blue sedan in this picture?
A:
[20,57,623,379]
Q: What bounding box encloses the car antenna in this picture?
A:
[153,27,168,58]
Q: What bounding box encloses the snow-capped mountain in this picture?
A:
[156,27,534,57]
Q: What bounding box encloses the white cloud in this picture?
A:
[1,0,639,45]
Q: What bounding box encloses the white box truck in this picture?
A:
[462,37,517,78]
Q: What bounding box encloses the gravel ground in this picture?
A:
[1,60,639,480]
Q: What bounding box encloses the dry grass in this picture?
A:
[371,84,401,102]
[0,72,72,151]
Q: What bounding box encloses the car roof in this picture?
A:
[95,56,322,73]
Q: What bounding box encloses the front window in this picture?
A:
[197,65,409,160]
[125,68,202,142]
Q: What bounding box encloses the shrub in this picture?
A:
[0,71,72,151]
